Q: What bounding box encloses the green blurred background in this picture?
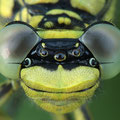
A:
[1,0,120,120]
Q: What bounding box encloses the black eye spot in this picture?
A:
[89,58,98,67]
[23,58,32,67]
[40,49,48,57]
[72,49,80,57]
[54,53,66,62]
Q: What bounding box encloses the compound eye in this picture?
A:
[80,23,120,80]
[72,49,80,57]
[0,22,40,79]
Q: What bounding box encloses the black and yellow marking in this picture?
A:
[0,80,19,106]
[22,38,99,70]
[0,0,21,18]
[53,106,91,120]
[0,82,13,106]
[81,106,91,120]
[0,83,12,98]
[13,0,111,29]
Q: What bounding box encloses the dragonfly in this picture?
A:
[0,0,120,120]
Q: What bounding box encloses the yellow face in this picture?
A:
[19,29,100,114]
[21,65,99,114]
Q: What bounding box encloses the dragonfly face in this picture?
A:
[18,22,120,113]
[20,29,100,113]
[0,0,120,116]
[1,21,120,113]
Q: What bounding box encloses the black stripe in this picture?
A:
[61,107,91,120]
[96,0,112,20]
[81,106,91,120]
[26,82,96,93]
[0,83,12,98]
[13,1,21,14]
[6,21,39,35]
[83,21,114,32]
[64,112,74,120]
